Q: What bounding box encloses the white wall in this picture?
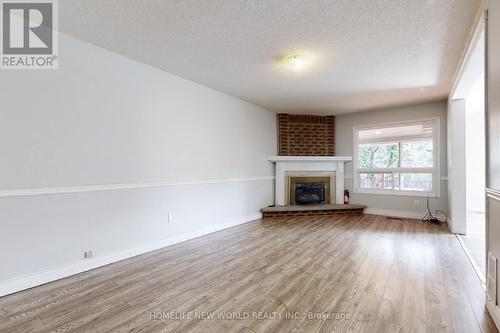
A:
[0,33,277,295]
[466,74,486,213]
[485,0,500,327]
[335,101,448,217]
[448,99,467,234]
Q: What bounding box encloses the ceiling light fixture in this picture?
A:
[287,55,307,70]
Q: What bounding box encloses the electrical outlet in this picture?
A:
[414,200,420,207]
[168,212,172,223]
[84,250,93,259]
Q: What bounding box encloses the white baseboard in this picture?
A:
[456,235,486,284]
[363,208,425,220]
[487,300,500,331]
[0,212,262,297]
[364,208,449,222]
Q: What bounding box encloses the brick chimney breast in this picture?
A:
[278,114,335,156]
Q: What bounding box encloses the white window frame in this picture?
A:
[352,117,440,197]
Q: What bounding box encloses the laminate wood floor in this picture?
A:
[0,215,497,333]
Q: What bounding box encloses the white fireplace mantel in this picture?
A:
[268,156,352,206]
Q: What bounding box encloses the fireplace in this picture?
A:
[289,176,331,205]
[295,183,326,204]
[268,156,351,206]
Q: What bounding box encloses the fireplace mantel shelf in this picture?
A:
[268,156,352,162]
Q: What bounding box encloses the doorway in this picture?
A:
[449,26,486,281]
[462,70,486,278]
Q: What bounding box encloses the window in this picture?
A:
[353,118,440,196]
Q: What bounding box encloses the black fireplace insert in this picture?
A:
[295,183,326,205]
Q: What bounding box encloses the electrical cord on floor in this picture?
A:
[422,196,448,224]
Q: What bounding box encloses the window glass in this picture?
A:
[359,173,396,190]
[401,140,433,168]
[400,173,433,192]
[358,143,399,169]
[360,173,383,189]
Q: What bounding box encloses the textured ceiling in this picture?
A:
[59,0,480,115]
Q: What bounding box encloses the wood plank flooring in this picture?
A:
[0,214,497,333]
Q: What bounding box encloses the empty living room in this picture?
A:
[2,0,500,332]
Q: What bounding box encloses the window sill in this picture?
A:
[353,189,439,198]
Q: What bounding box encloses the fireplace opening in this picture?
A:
[288,176,332,205]
[295,183,326,205]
